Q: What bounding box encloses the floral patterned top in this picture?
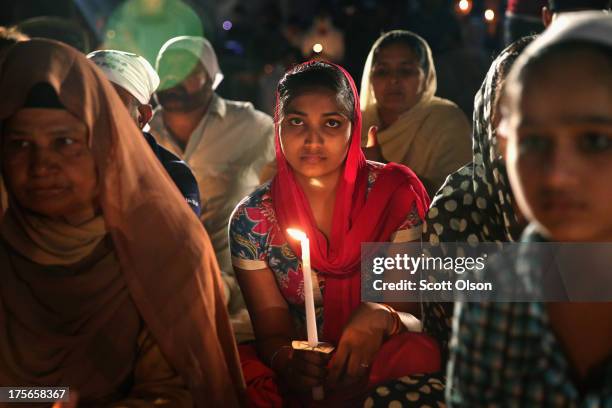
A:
[229,161,424,336]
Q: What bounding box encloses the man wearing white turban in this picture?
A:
[150,36,275,342]
[88,49,201,216]
[88,50,159,129]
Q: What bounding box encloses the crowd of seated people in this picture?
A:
[0,5,610,407]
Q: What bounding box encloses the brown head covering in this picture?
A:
[0,39,245,407]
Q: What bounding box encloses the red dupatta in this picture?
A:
[271,61,430,343]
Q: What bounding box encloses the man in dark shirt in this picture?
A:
[87,49,201,215]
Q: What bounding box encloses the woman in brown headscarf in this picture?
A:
[0,39,244,407]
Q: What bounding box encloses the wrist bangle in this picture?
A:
[269,345,292,370]
[379,303,402,337]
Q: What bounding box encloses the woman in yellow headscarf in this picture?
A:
[361,30,472,197]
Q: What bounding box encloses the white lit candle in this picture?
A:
[287,228,325,401]
[286,228,318,346]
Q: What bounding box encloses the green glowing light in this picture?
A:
[103,0,203,65]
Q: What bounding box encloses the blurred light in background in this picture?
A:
[222,20,232,31]
[344,5,357,16]
[484,9,496,21]
[225,40,244,55]
[455,0,473,15]
[103,0,203,65]
[313,43,323,53]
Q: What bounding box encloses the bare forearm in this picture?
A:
[235,267,300,374]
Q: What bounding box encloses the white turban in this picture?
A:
[87,50,160,105]
[156,36,224,90]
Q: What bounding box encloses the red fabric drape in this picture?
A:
[270,61,430,343]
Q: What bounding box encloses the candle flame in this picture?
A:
[287,228,307,241]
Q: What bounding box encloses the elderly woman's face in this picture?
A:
[2,108,98,223]
[502,49,612,242]
[370,43,426,115]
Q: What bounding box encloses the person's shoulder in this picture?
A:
[365,160,385,172]
[365,161,427,200]
[232,181,273,216]
[143,131,174,159]
[367,160,418,181]
[229,181,276,242]
[223,98,273,124]
[429,164,474,207]
[164,160,198,190]
[142,131,160,154]
[422,98,471,145]
[365,160,385,182]
[426,97,469,121]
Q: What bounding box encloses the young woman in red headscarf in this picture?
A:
[229,61,440,406]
